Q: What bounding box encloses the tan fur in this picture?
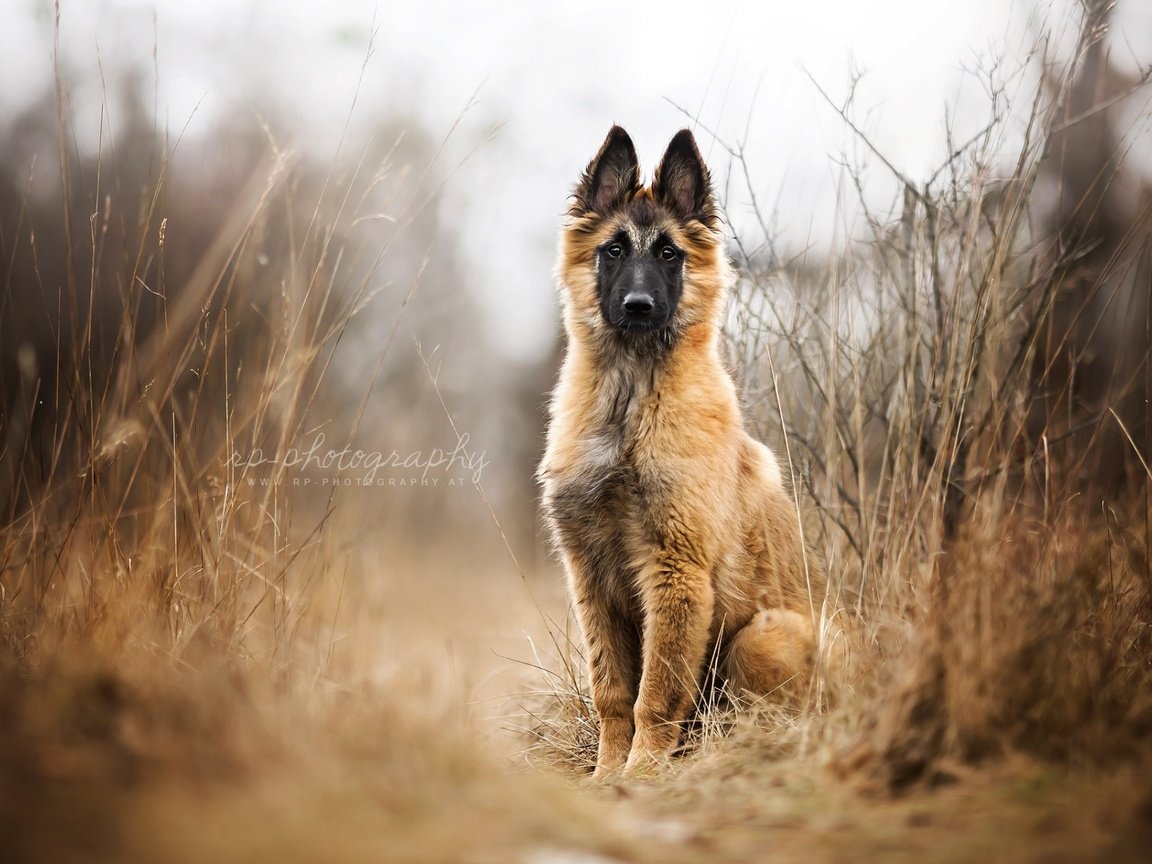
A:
[539,128,822,776]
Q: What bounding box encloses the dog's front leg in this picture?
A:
[625,557,714,773]
[566,553,642,777]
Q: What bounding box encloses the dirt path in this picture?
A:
[4,557,1149,863]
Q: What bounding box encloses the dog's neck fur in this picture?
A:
[566,316,727,442]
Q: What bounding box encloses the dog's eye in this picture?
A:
[605,243,624,259]
[660,245,679,260]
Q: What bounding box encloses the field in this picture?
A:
[2,3,1151,862]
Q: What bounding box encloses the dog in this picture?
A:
[539,126,820,776]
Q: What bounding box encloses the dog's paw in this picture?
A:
[622,748,662,777]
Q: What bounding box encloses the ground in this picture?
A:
[3,557,1149,864]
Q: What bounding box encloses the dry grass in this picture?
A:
[711,0,1152,789]
[3,3,1152,862]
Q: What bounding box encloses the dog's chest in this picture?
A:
[545,367,662,601]
[550,363,656,513]
[546,436,641,606]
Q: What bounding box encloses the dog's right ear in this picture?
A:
[573,126,639,215]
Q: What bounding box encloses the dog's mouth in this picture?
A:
[617,316,664,332]
[611,319,677,350]
[613,305,674,333]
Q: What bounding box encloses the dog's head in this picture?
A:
[557,126,729,353]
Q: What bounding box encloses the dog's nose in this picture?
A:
[623,292,654,316]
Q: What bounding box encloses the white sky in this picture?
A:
[2,0,1150,361]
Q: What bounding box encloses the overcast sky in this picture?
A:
[3,0,1150,361]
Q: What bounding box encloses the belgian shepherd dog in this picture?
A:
[539,126,821,776]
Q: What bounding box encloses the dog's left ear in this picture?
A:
[653,129,715,222]
[574,126,640,215]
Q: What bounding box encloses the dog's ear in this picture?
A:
[653,129,714,222]
[574,126,640,214]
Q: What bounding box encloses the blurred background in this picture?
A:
[2,0,1150,553]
